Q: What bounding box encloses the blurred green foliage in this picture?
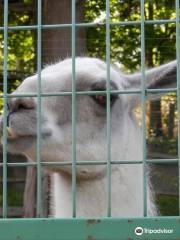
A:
[0,183,23,206]
[0,0,35,111]
[0,2,35,72]
[85,0,176,71]
[155,194,179,216]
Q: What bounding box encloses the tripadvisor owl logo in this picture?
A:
[134,226,173,236]
[135,227,143,236]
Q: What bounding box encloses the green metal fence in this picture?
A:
[0,0,180,239]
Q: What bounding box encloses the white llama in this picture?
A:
[0,57,176,217]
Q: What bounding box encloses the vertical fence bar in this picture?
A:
[176,0,180,215]
[36,0,43,217]
[2,0,8,218]
[106,0,112,217]
[71,0,77,218]
[140,0,147,216]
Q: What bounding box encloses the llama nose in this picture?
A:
[8,97,36,112]
[6,98,35,128]
[0,98,36,138]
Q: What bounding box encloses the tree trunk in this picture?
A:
[43,0,86,63]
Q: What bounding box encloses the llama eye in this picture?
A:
[94,94,106,107]
[91,80,118,108]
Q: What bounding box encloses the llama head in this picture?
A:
[0,57,176,178]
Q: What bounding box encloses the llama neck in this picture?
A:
[50,165,144,218]
[50,116,156,217]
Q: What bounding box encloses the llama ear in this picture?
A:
[127,60,177,106]
[145,60,177,90]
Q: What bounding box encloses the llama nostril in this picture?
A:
[8,98,35,112]
[17,102,32,110]
[16,98,35,111]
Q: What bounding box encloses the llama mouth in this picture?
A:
[0,126,18,140]
[0,127,52,141]
[7,127,17,139]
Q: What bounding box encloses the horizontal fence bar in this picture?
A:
[0,217,179,240]
[0,159,177,167]
[0,19,178,31]
[146,88,177,93]
[0,88,177,98]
